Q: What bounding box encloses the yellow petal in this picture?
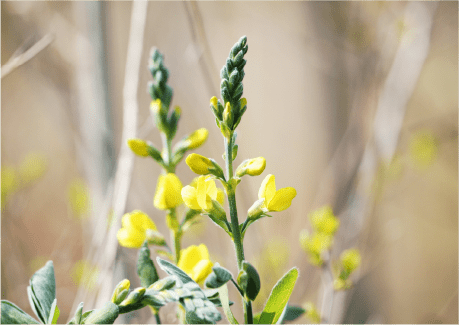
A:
[117,228,146,248]
[258,174,276,206]
[121,210,157,232]
[154,174,183,210]
[267,187,296,211]
[178,244,209,275]
[190,259,213,283]
[216,189,224,205]
[205,177,218,199]
[181,186,201,210]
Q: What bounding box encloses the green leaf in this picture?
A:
[28,260,56,323]
[156,257,196,286]
[217,284,239,324]
[205,264,232,289]
[47,299,59,324]
[279,305,305,323]
[1,300,40,324]
[237,261,261,301]
[74,302,84,324]
[253,312,262,324]
[83,302,119,324]
[258,268,298,324]
[137,242,159,287]
[156,258,222,324]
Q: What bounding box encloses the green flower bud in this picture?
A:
[111,279,131,304]
[119,287,146,307]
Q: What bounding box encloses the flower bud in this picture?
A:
[223,102,234,130]
[148,277,176,291]
[186,153,213,175]
[210,96,222,120]
[111,279,131,304]
[119,287,146,307]
[186,128,209,149]
[340,248,361,274]
[150,99,169,134]
[236,157,266,177]
[127,139,150,157]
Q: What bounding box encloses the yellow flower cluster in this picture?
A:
[177,244,214,284]
[334,248,361,290]
[300,205,339,266]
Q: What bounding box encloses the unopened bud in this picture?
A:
[111,279,131,304]
[119,287,146,307]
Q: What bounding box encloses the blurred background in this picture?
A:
[1,1,457,324]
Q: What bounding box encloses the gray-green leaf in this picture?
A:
[137,242,159,288]
[205,264,232,289]
[237,261,261,301]
[258,268,298,324]
[1,300,40,324]
[83,302,119,324]
[280,305,305,323]
[28,261,56,323]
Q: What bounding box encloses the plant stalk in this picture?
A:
[224,135,253,324]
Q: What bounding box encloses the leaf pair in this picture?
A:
[1,261,59,325]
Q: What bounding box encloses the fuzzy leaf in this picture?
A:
[205,264,232,289]
[28,261,56,323]
[137,242,159,288]
[1,300,40,324]
[217,284,239,324]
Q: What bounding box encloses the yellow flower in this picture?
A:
[299,230,332,266]
[304,302,321,323]
[18,152,47,185]
[71,260,99,290]
[340,248,361,273]
[309,205,339,235]
[258,174,296,212]
[185,128,209,149]
[68,178,90,218]
[181,176,224,211]
[177,244,214,284]
[117,210,157,248]
[127,139,150,157]
[153,173,183,210]
[236,157,266,177]
[410,131,437,169]
[185,153,213,175]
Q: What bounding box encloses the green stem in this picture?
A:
[225,136,244,268]
[161,133,175,173]
[173,229,181,264]
[154,312,161,324]
[224,135,252,324]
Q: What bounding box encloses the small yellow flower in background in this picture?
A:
[177,244,214,284]
[304,302,321,323]
[340,248,361,274]
[117,210,157,248]
[18,152,47,185]
[409,131,437,169]
[127,139,150,157]
[1,166,17,209]
[258,174,296,212]
[236,157,266,177]
[185,153,213,175]
[181,176,224,211]
[333,277,347,290]
[153,173,183,210]
[309,205,339,236]
[71,260,99,290]
[300,230,332,266]
[68,178,90,218]
[185,128,209,149]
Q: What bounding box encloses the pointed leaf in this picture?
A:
[47,299,59,324]
[258,268,298,324]
[137,242,159,287]
[217,284,239,324]
[156,257,196,287]
[29,261,56,323]
[1,300,40,324]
